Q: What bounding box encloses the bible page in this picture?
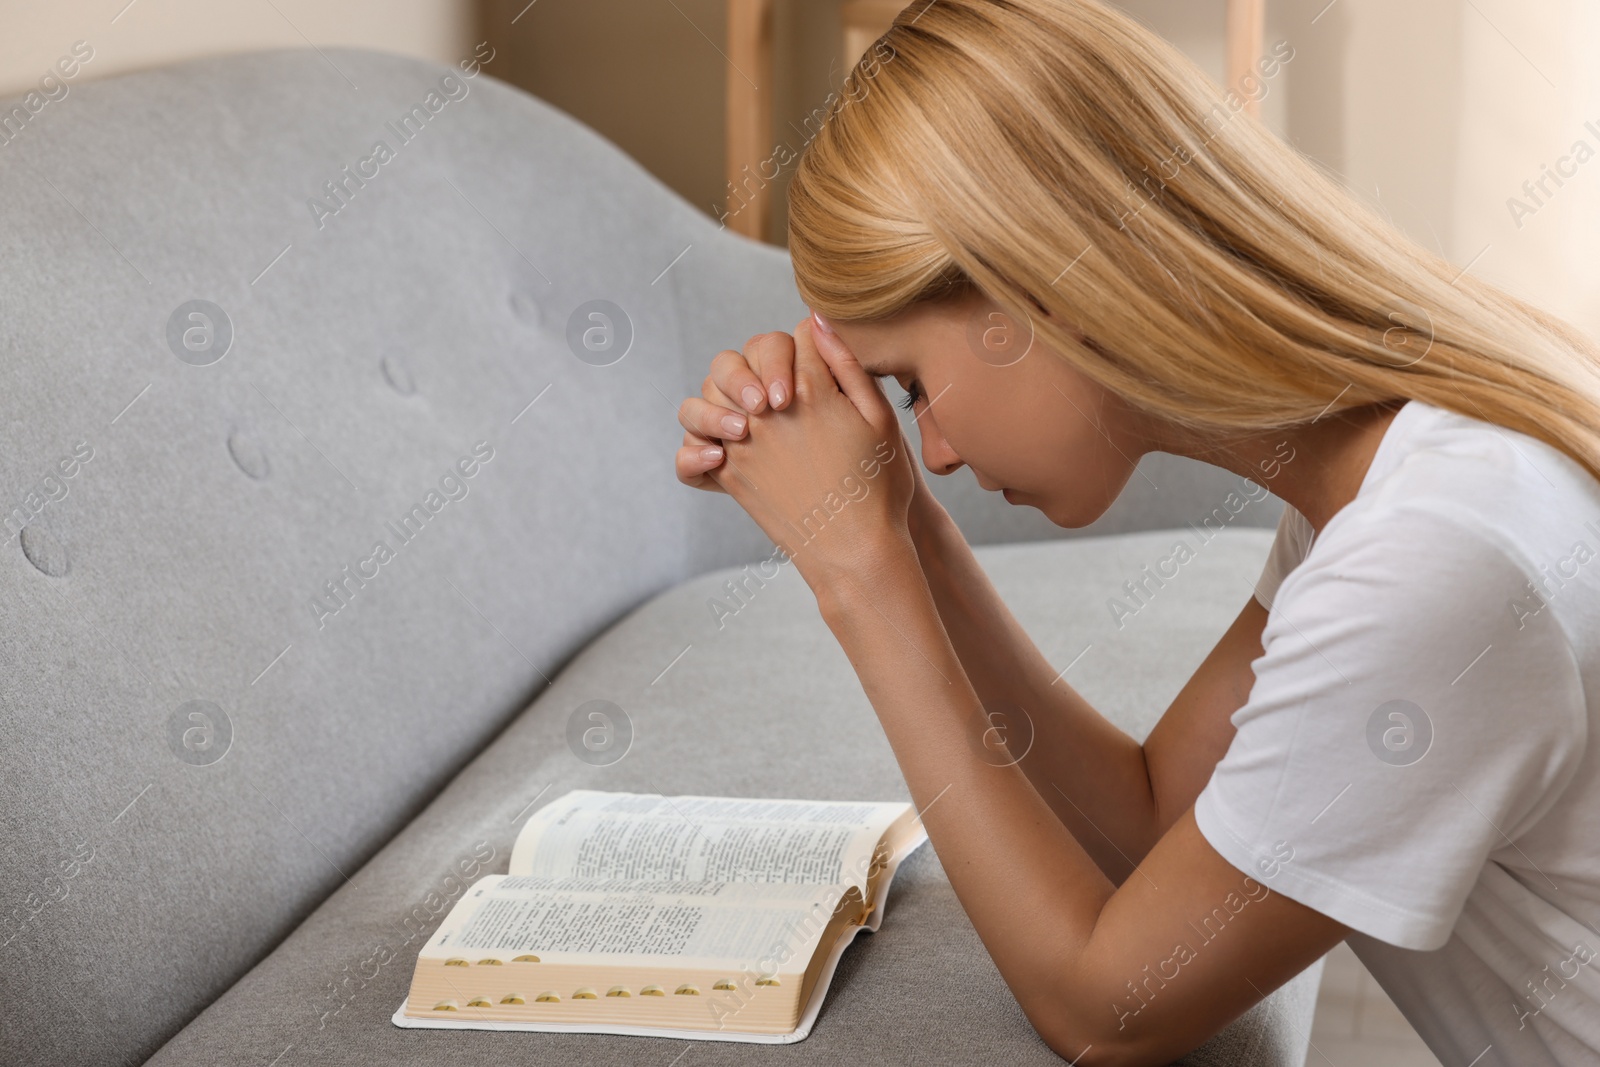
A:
[508,791,910,895]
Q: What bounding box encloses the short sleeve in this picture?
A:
[1194,504,1587,950]
[1253,504,1314,612]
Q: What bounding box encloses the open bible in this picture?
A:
[391,789,928,1042]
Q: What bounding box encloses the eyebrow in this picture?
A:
[859,359,894,376]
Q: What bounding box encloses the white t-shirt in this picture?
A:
[1193,397,1600,1066]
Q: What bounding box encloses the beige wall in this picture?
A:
[1267,0,1598,339]
[481,0,731,236]
[1446,0,1600,338]
[0,0,478,98]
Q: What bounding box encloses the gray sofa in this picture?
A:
[0,48,1321,1066]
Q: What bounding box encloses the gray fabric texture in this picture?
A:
[145,527,1321,1067]
[0,47,1307,1067]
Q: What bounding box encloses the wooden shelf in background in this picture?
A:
[725,0,776,243]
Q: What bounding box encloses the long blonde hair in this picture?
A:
[786,0,1600,482]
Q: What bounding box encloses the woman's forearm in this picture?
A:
[904,492,1162,879]
[813,539,1118,1034]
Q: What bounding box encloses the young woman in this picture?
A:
[673,1,1600,1063]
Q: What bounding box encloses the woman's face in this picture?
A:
[826,290,1151,528]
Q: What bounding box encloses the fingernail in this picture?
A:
[741,385,764,410]
[701,446,723,462]
[769,381,786,407]
[811,309,835,336]
[721,413,747,436]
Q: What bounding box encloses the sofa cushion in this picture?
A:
[146,527,1323,1067]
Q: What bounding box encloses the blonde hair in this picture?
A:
[786,0,1600,482]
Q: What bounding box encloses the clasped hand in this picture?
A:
[674,315,921,597]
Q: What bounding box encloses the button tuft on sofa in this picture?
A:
[19,523,69,577]
[226,428,271,480]
[380,352,417,396]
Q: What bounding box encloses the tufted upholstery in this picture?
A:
[0,48,1293,1067]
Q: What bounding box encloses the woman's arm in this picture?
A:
[816,542,1347,1066]
[902,489,1155,879]
[904,486,1268,881]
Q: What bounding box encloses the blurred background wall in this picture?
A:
[2,0,1596,338]
[0,1,478,91]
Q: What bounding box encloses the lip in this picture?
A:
[1002,487,1018,501]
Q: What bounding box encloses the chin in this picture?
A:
[1039,504,1086,528]
[1031,493,1110,530]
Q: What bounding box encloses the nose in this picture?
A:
[915,412,965,477]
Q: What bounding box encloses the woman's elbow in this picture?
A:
[1025,994,1205,1067]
